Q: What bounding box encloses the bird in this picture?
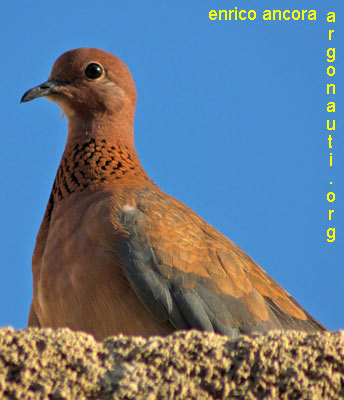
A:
[21,48,327,340]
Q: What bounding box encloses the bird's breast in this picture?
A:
[32,187,173,339]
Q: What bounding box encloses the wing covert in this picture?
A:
[116,189,326,335]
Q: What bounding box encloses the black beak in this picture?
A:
[21,80,62,103]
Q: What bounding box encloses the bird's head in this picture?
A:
[21,48,137,120]
[21,48,138,145]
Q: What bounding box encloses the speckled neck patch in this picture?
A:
[45,138,147,219]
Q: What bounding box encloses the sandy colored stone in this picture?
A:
[0,328,343,399]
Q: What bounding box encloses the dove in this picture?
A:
[21,48,326,340]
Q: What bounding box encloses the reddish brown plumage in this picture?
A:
[22,48,327,340]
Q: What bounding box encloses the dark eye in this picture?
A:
[85,63,103,79]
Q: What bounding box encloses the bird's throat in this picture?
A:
[45,137,148,219]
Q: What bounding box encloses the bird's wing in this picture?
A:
[116,188,326,336]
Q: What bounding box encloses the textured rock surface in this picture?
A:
[0,328,343,399]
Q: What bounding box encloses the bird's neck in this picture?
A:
[66,110,136,148]
[45,115,149,219]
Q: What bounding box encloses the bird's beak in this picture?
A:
[21,80,63,103]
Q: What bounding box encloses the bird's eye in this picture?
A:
[85,63,103,79]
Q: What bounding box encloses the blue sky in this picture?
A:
[1,1,342,332]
